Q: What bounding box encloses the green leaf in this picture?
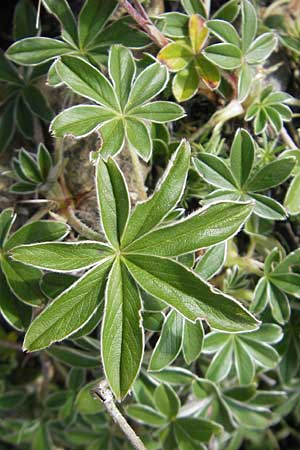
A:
[213,0,239,22]
[157,42,193,72]
[182,320,204,364]
[0,101,15,152]
[124,255,259,332]
[75,380,103,414]
[241,0,257,53]
[250,193,286,221]
[234,338,255,384]
[17,149,41,183]
[226,398,271,429]
[230,129,254,188]
[206,338,233,382]
[11,241,111,272]
[125,117,152,162]
[181,0,207,16]
[268,283,290,324]
[270,273,300,296]
[239,338,279,369]
[174,418,222,443]
[1,258,43,306]
[0,269,31,331]
[6,37,72,65]
[96,158,130,248]
[246,33,277,64]
[0,50,22,84]
[126,404,166,427]
[37,144,52,180]
[154,384,180,419]
[78,0,117,49]
[16,97,34,138]
[203,331,229,353]
[158,12,189,38]
[0,209,15,248]
[238,63,252,102]
[32,423,52,450]
[207,20,240,46]
[56,56,120,110]
[23,260,112,351]
[204,43,242,69]
[108,44,135,110]
[13,0,37,40]
[251,277,268,314]
[129,101,185,123]
[246,157,295,192]
[5,220,68,251]
[99,118,125,158]
[122,140,190,247]
[245,323,283,344]
[195,54,221,90]
[102,259,143,400]
[173,63,200,102]
[195,243,226,280]
[47,345,99,368]
[149,310,183,371]
[41,273,76,299]
[23,85,53,122]
[150,367,194,385]
[126,62,168,111]
[42,0,78,46]
[50,105,114,138]
[194,153,237,190]
[285,173,300,215]
[125,201,252,257]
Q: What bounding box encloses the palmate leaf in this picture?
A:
[14,141,258,400]
[50,46,184,160]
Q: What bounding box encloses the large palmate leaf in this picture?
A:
[13,140,257,400]
[50,46,184,160]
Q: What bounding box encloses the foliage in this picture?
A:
[1,0,300,449]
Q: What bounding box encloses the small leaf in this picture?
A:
[125,117,152,162]
[234,338,255,384]
[195,54,221,90]
[189,15,208,54]
[241,0,257,52]
[194,153,237,190]
[230,129,254,188]
[124,255,259,332]
[157,42,193,72]
[182,320,204,364]
[207,20,240,46]
[195,243,226,280]
[99,118,125,158]
[251,193,287,221]
[23,260,112,351]
[78,0,117,49]
[37,144,52,180]
[268,283,290,324]
[122,140,190,247]
[125,201,252,257]
[42,0,78,46]
[284,173,300,215]
[5,220,69,250]
[13,0,37,40]
[11,241,111,272]
[0,208,15,248]
[56,55,120,110]
[172,63,199,102]
[96,157,130,248]
[126,404,166,427]
[238,63,252,102]
[6,37,72,65]
[23,85,53,122]
[51,105,115,138]
[174,418,222,443]
[129,101,185,123]
[149,310,183,371]
[109,44,135,109]
[204,43,242,69]
[47,345,99,368]
[246,33,277,64]
[126,62,168,110]
[154,384,180,419]
[102,259,143,400]
[206,338,233,382]
[246,157,295,192]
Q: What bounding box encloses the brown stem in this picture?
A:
[93,380,147,450]
[119,0,169,47]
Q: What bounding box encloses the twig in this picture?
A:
[118,0,169,47]
[65,207,105,241]
[280,127,298,149]
[92,380,147,450]
[190,100,244,143]
[128,147,148,201]
[0,339,22,351]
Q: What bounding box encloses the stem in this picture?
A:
[190,100,244,142]
[93,380,147,450]
[280,127,298,149]
[65,207,105,241]
[119,0,169,47]
[128,147,148,201]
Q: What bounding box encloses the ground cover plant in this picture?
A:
[0,0,300,449]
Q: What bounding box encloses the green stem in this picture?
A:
[65,207,105,241]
